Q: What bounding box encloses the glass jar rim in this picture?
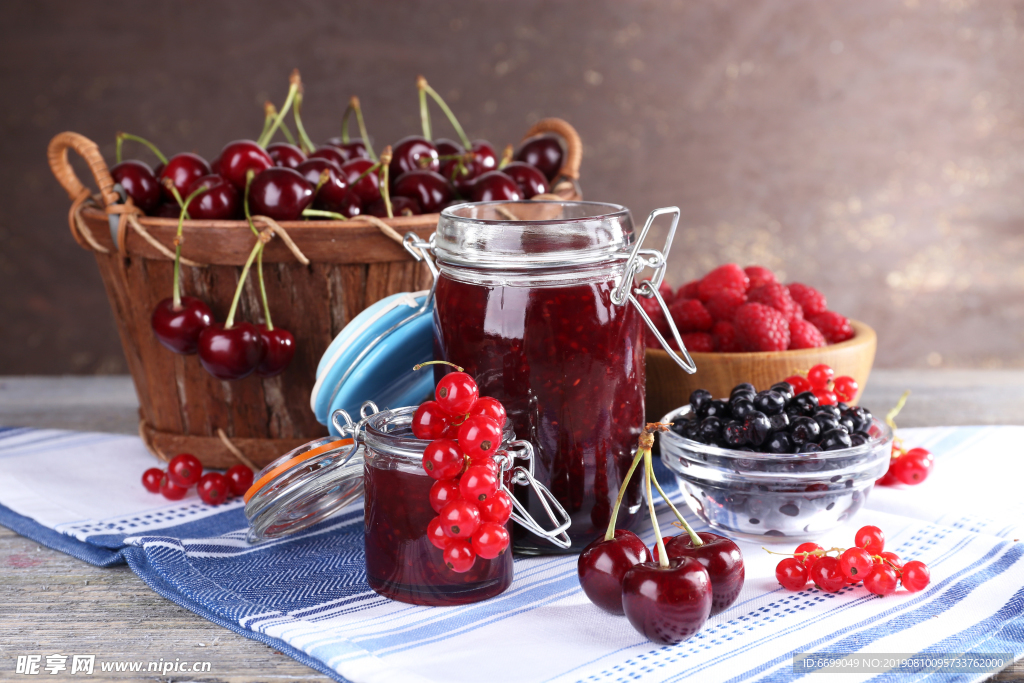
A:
[440,200,631,225]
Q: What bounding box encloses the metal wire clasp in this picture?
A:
[495,440,572,549]
[403,232,439,314]
[610,207,697,374]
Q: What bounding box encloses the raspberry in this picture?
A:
[711,321,741,352]
[734,303,790,351]
[809,311,854,343]
[787,283,827,317]
[678,280,701,300]
[658,282,675,305]
[668,298,713,333]
[748,283,800,323]
[697,264,749,302]
[705,288,746,322]
[744,265,776,290]
[788,318,827,349]
[638,295,668,331]
[680,332,714,353]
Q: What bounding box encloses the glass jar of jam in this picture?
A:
[412,202,695,553]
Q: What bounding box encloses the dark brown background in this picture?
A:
[2,0,1022,374]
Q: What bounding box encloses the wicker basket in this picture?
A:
[48,120,582,467]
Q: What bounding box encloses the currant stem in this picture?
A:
[293,91,316,154]
[351,96,377,161]
[302,209,349,220]
[885,390,911,431]
[379,146,393,219]
[417,76,471,149]
[413,360,464,372]
[604,444,645,541]
[225,240,263,329]
[645,449,670,569]
[116,132,168,166]
[256,70,300,148]
[417,76,432,141]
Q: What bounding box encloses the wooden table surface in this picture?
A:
[1,371,1022,682]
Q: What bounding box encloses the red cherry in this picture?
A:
[151,296,212,355]
[892,452,931,485]
[266,142,306,169]
[515,135,563,181]
[197,472,230,505]
[794,542,823,568]
[217,140,273,190]
[389,136,440,177]
[111,160,161,212]
[421,439,464,480]
[457,415,502,457]
[366,196,421,217]
[159,474,187,501]
[855,525,885,554]
[577,530,651,614]
[784,375,812,395]
[877,551,903,570]
[901,560,930,592]
[197,322,265,381]
[478,490,514,525]
[471,522,510,560]
[839,547,874,582]
[442,540,476,572]
[501,161,550,199]
[307,145,348,168]
[411,401,452,440]
[434,138,463,157]
[141,468,164,493]
[807,364,834,390]
[339,158,381,205]
[468,140,498,173]
[833,376,859,402]
[296,158,349,214]
[167,453,203,488]
[470,171,523,202]
[427,516,451,549]
[393,170,453,213]
[225,464,254,497]
[255,326,295,378]
[438,498,481,539]
[323,137,371,162]
[808,556,846,592]
[468,397,506,425]
[653,532,745,614]
[621,557,712,645]
[159,153,211,202]
[776,558,809,590]
[863,564,899,596]
[184,174,240,220]
[435,371,479,414]
[429,478,460,514]
[248,167,314,221]
[459,464,499,503]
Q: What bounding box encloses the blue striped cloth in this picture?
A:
[0,425,1022,682]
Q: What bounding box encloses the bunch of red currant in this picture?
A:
[877,444,933,487]
[141,453,254,506]
[773,525,931,596]
[783,363,859,406]
[411,364,514,573]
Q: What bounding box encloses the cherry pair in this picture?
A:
[141,454,254,506]
[784,364,858,407]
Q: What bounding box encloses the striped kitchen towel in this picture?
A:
[0,424,1021,683]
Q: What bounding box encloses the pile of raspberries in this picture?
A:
[642,264,854,353]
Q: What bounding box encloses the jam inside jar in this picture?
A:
[431,201,649,553]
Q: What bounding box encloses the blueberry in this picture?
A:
[854,429,871,440]
[763,430,794,454]
[790,391,820,416]
[799,442,823,453]
[730,383,756,399]
[704,399,730,419]
[815,404,841,420]
[849,432,868,447]
[789,416,821,444]
[690,389,713,417]
[754,390,786,416]
[842,406,872,433]
[836,401,850,412]
[769,412,790,433]
[814,415,841,434]
[699,416,724,443]
[770,381,795,402]
[838,415,856,434]
[820,428,853,451]
[730,397,755,420]
[670,418,689,436]
[744,411,772,447]
[681,419,701,441]
[723,420,748,447]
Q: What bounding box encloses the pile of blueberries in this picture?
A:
[671,382,875,454]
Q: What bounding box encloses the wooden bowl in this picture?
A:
[645,320,877,422]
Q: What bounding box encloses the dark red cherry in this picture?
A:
[184,175,239,220]
[266,142,306,169]
[295,158,348,214]
[654,532,745,615]
[334,192,363,218]
[434,138,464,157]
[153,162,165,177]
[468,140,498,173]
[393,170,453,214]
[256,326,295,378]
[307,145,347,168]
[366,196,421,217]
[621,557,712,645]
[218,140,274,190]
[501,161,550,199]
[578,530,651,615]
[197,322,265,380]
[515,135,564,181]
[323,138,371,162]
[159,153,211,203]
[248,167,314,221]
[153,203,182,218]
[389,135,439,179]
[339,158,381,205]
[470,171,523,202]
[111,160,161,212]
[151,296,212,354]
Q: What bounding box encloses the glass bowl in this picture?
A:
[658,404,893,541]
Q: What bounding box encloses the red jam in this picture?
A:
[433,275,645,553]
[363,461,513,605]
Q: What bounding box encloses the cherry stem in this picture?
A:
[293,91,316,155]
[651,470,702,547]
[260,102,276,142]
[162,181,191,220]
[314,169,330,196]
[379,146,393,219]
[417,76,432,141]
[417,75,471,149]
[303,209,349,220]
[645,448,670,569]
[225,239,263,329]
[351,96,377,161]
[256,70,300,148]
[604,444,645,541]
[116,132,168,166]
[340,101,353,144]
[243,171,259,238]
[413,360,464,372]
[240,171,272,330]
[257,246,272,331]
[350,161,381,186]
[171,186,207,307]
[499,144,513,169]
[885,390,911,432]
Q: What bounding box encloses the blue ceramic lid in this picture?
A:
[310,291,434,434]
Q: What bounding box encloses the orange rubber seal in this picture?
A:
[243,438,354,504]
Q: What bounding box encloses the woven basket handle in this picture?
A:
[47,132,119,207]
[522,118,581,181]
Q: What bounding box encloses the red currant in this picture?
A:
[807,364,834,390]
[905,447,933,464]
[479,490,514,525]
[459,464,499,503]
[892,452,931,485]
[471,522,510,559]
[863,563,899,596]
[901,560,930,592]
[197,472,229,505]
[458,415,502,456]
[159,474,187,501]
[776,557,809,590]
[877,551,903,570]
[876,468,900,487]
[141,468,164,493]
[794,542,823,568]
[225,464,254,497]
[429,478,460,513]
[855,525,885,554]
[809,556,846,592]
[813,387,838,406]
[421,439,464,480]
[833,376,859,402]
[167,453,203,488]
[468,397,506,425]
[411,400,451,440]
[443,540,476,572]
[439,498,481,539]
[435,371,479,415]
[427,516,451,549]
[839,547,874,582]
[785,375,812,395]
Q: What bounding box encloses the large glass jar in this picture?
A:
[426,201,692,553]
